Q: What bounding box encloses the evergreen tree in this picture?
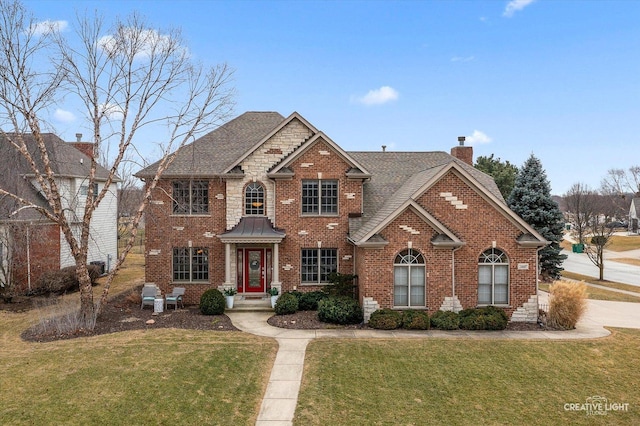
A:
[508,154,567,280]
[474,154,519,199]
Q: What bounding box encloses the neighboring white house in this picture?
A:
[0,134,118,294]
[630,197,639,234]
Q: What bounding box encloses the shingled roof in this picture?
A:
[0,133,114,221]
[136,111,286,178]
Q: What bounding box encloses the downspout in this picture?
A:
[26,224,31,293]
[451,245,462,310]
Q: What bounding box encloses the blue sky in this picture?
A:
[24,0,640,195]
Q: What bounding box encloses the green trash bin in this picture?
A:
[572,243,584,253]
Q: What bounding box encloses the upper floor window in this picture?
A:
[302,179,338,215]
[173,180,208,214]
[80,182,99,201]
[245,182,265,215]
[394,249,426,307]
[478,248,509,305]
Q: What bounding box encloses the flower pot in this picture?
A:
[226,295,235,309]
[270,295,279,308]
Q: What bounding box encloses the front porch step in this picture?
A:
[227,294,273,312]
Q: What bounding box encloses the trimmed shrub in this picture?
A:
[368,308,402,330]
[548,280,587,330]
[322,273,357,298]
[317,296,363,325]
[200,288,225,315]
[287,290,303,302]
[430,310,460,330]
[275,292,299,315]
[298,291,328,311]
[459,306,508,330]
[402,309,430,330]
[34,265,101,296]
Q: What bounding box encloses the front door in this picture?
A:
[245,249,265,293]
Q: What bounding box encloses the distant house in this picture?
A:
[630,197,640,234]
[136,112,548,322]
[0,134,118,294]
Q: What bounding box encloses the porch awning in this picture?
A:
[218,217,285,244]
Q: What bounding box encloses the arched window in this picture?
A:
[394,249,425,307]
[245,182,265,215]
[478,248,509,305]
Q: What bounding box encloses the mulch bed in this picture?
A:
[2,289,546,343]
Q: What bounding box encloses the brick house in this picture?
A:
[0,133,118,295]
[137,112,547,322]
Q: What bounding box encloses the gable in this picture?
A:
[268,132,371,180]
[351,161,546,246]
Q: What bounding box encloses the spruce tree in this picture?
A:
[508,154,567,280]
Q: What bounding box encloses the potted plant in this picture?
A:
[223,287,237,309]
[268,287,279,308]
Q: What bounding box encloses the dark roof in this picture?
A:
[136,112,285,178]
[218,217,285,243]
[0,133,113,221]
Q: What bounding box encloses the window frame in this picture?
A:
[301,248,338,284]
[393,248,426,308]
[478,248,509,305]
[244,182,265,215]
[172,247,209,282]
[301,179,338,216]
[172,180,209,215]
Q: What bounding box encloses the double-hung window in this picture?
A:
[393,249,426,307]
[302,180,338,215]
[301,248,337,284]
[173,247,209,282]
[173,180,209,214]
[478,248,509,305]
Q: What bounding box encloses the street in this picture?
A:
[562,248,640,287]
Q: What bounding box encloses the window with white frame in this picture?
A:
[173,247,209,282]
[172,180,209,214]
[301,248,337,283]
[301,179,338,215]
[80,182,99,200]
[394,249,426,307]
[478,248,509,305]
[245,182,265,215]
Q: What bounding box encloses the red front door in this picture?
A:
[245,249,265,293]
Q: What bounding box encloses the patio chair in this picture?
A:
[141,285,157,309]
[165,287,186,310]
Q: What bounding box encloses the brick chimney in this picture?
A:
[69,133,96,159]
[450,136,473,165]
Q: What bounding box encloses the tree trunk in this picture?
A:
[76,262,95,327]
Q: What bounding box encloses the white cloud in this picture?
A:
[98,28,187,61]
[29,20,68,36]
[503,0,536,17]
[53,108,75,123]
[353,86,399,106]
[100,103,125,121]
[466,130,492,145]
[451,56,475,63]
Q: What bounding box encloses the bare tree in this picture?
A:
[584,217,615,281]
[563,183,598,245]
[0,1,234,326]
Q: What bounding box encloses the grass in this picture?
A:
[296,329,640,425]
[0,328,276,425]
[562,234,640,252]
[610,257,640,267]
[560,271,640,295]
[540,281,640,303]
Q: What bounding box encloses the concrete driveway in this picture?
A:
[539,291,640,329]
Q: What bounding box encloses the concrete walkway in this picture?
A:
[227,295,640,426]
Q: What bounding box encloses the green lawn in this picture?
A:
[0,323,276,425]
[296,330,640,425]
